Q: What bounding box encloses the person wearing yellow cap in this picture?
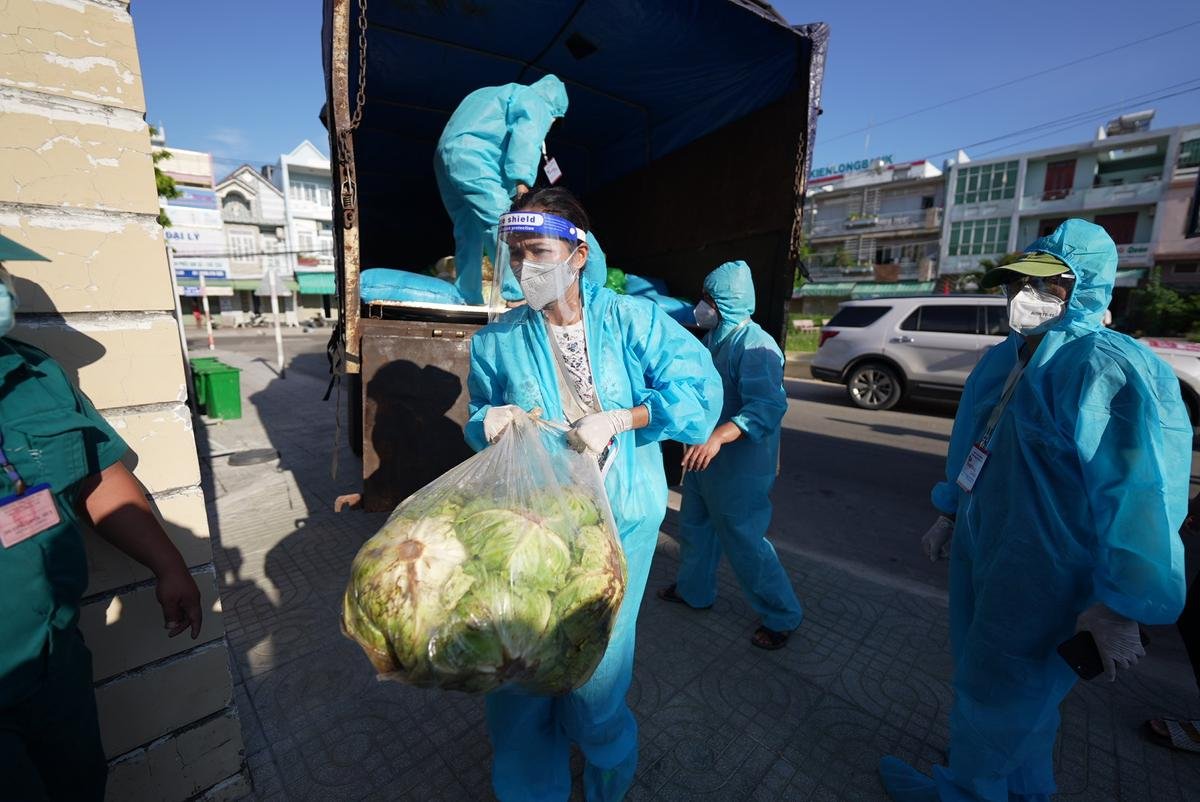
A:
[879,219,1191,801]
[0,233,203,801]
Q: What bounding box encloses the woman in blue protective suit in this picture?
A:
[879,219,1192,802]
[656,260,803,649]
[434,75,568,304]
[464,186,723,801]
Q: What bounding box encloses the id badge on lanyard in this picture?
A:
[542,142,563,185]
[0,432,60,548]
[955,354,1028,494]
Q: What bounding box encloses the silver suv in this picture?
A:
[810,295,1008,410]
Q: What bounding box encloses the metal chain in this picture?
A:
[350,0,367,131]
[338,0,367,228]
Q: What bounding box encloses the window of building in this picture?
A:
[299,232,315,253]
[1172,263,1198,274]
[227,231,256,261]
[1037,217,1067,238]
[921,195,935,209]
[954,161,1018,204]
[948,218,1011,256]
[1093,212,1138,245]
[876,242,935,264]
[223,193,251,220]
[1042,159,1076,200]
[1179,139,1200,169]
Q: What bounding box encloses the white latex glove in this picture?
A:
[921,515,954,562]
[567,409,633,454]
[483,404,524,443]
[1076,602,1145,682]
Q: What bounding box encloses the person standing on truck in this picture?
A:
[880,219,1190,802]
[0,234,204,801]
[657,260,803,650]
[434,74,568,305]
[465,187,722,801]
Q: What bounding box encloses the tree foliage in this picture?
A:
[1127,269,1200,337]
[150,126,180,228]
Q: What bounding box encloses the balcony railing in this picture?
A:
[1019,177,1164,213]
[806,208,942,237]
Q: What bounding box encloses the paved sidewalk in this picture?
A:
[197,346,1200,801]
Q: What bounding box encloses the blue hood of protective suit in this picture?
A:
[1022,218,1116,334]
[530,74,568,119]
[703,260,755,344]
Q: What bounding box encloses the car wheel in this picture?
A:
[846,362,902,410]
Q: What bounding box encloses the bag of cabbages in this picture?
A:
[342,411,627,695]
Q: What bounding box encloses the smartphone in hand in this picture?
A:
[1057,627,1151,680]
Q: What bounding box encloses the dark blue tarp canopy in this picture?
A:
[340,0,805,196]
[323,0,827,343]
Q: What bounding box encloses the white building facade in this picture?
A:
[939,120,1200,298]
[273,140,336,318]
[214,165,291,324]
[797,157,946,310]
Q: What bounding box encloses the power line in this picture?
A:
[971,85,1200,158]
[921,78,1200,162]
[819,19,1200,146]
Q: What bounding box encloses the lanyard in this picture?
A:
[978,349,1031,451]
[0,431,26,495]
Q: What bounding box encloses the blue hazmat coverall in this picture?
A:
[466,278,723,801]
[434,75,568,304]
[912,219,1191,802]
[674,261,803,632]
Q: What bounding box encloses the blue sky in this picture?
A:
[132,1,1199,178]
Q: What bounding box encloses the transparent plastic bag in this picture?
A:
[342,411,627,695]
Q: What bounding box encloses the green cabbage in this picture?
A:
[343,489,624,695]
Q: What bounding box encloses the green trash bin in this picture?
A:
[204,364,243,420]
[188,358,222,412]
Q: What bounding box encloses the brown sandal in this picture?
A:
[751,626,791,651]
[1143,718,1200,754]
[656,584,711,610]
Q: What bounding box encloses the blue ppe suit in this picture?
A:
[674,262,803,632]
[466,278,723,801]
[434,75,568,304]
[884,219,1190,802]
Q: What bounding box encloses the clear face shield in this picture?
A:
[491,211,589,323]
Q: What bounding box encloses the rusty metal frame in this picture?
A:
[329,0,363,374]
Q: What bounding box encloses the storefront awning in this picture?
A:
[296,271,337,295]
[794,281,856,298]
[851,280,936,299]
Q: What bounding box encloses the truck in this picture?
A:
[321,0,829,511]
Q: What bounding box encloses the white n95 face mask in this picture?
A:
[693,300,719,329]
[519,247,580,311]
[1007,284,1065,336]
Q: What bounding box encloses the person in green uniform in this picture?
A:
[0,233,203,801]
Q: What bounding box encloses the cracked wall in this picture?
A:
[0,1,247,799]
